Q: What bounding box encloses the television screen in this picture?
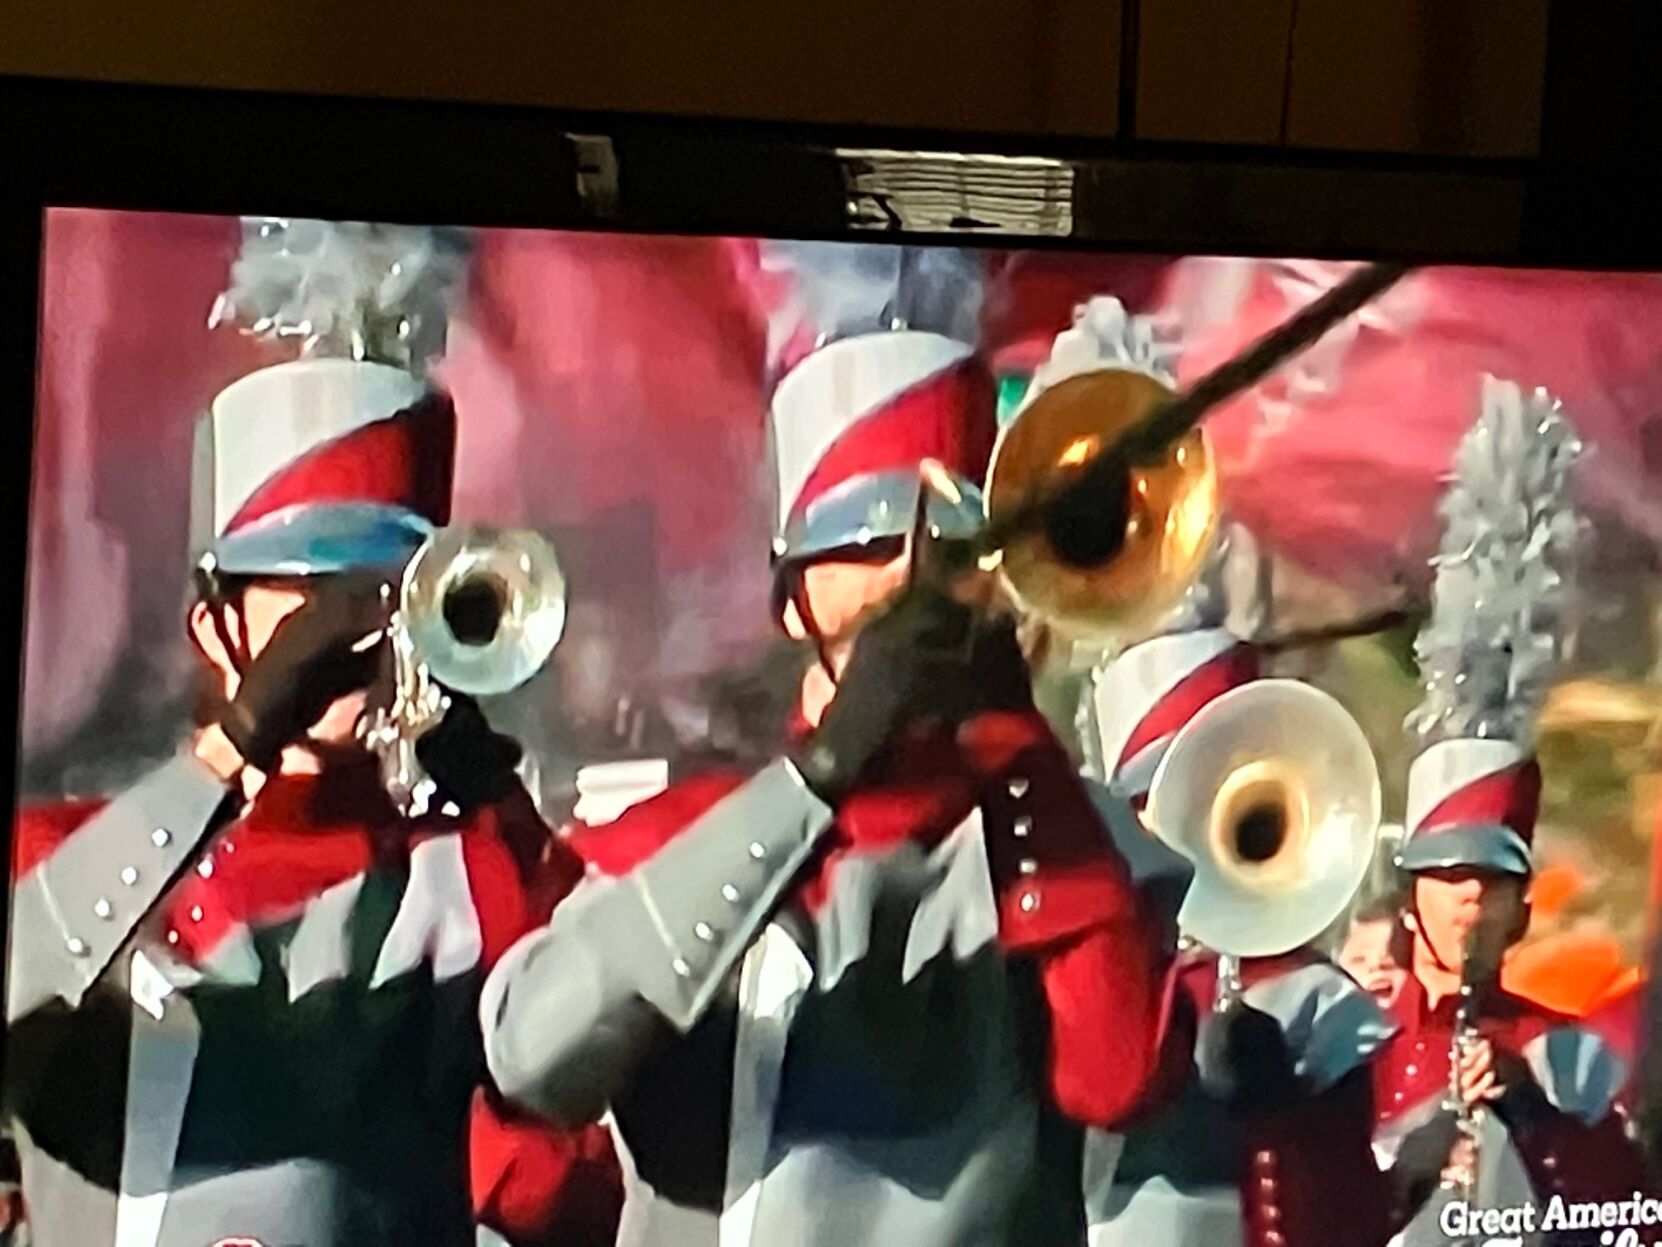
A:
[8,207,1662,1247]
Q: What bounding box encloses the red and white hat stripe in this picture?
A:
[197,359,458,574]
[769,332,992,557]
[1095,628,1260,808]
[786,356,993,530]
[224,393,454,538]
[1405,738,1540,844]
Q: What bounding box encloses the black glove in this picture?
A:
[1389,1110,1462,1224]
[219,584,389,771]
[955,612,1034,718]
[415,694,525,812]
[1197,1002,1301,1117]
[788,582,975,804]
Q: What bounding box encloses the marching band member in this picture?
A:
[482,278,1176,1245]
[1376,376,1644,1244]
[1339,892,1412,1011]
[1047,296,1397,1247]
[1083,625,1397,1247]
[3,222,619,1247]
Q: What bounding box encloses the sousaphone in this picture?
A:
[1144,679,1382,960]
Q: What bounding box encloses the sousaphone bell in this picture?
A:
[1144,679,1381,962]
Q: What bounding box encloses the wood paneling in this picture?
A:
[0,0,1118,137]
[1036,0,1124,137]
[3,0,1560,157]
[1285,0,1549,157]
[1134,0,1298,144]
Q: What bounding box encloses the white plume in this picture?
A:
[1159,520,1268,638]
[1024,295,1178,404]
[209,218,473,372]
[1406,376,1583,748]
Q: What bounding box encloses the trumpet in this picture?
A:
[362,525,567,816]
[1143,679,1383,1005]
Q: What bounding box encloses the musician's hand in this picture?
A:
[1440,1136,1478,1191]
[219,585,389,772]
[953,613,1034,718]
[787,584,973,804]
[416,694,525,813]
[1458,1037,1502,1107]
[1196,1002,1300,1115]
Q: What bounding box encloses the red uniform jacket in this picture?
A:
[572,709,1180,1132]
[10,760,621,1246]
[1374,975,1644,1224]
[1093,949,1393,1247]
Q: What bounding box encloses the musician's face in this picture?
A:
[1338,918,1408,1007]
[781,539,911,674]
[779,535,1002,727]
[1412,868,1528,972]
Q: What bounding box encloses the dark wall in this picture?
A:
[5,0,1556,156]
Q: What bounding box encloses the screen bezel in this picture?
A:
[0,71,1656,1091]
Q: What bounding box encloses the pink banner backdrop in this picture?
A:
[21,213,1662,809]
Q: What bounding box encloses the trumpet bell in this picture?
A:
[402,525,567,696]
[986,369,1219,644]
[1145,679,1381,958]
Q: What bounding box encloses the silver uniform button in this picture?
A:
[1009,777,1030,799]
[671,957,692,978]
[1018,859,1038,876]
[1013,817,1032,838]
[66,937,89,957]
[93,898,113,920]
[748,842,767,861]
[188,905,205,922]
[694,922,715,942]
[151,828,172,848]
[1019,892,1040,914]
[119,866,140,886]
[197,858,215,879]
[721,884,741,904]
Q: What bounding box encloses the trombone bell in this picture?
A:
[1145,679,1381,959]
[986,369,1219,644]
[402,525,567,696]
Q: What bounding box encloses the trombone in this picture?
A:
[930,265,1406,982]
[923,262,1409,647]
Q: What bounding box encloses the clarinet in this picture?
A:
[1445,968,1482,1197]
[1444,924,1501,1200]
